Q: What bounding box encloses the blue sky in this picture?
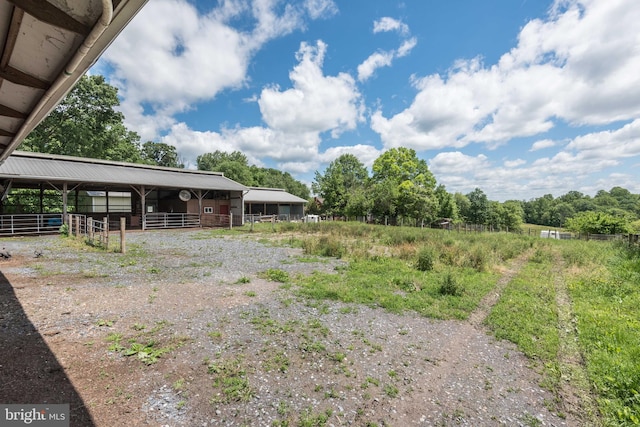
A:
[94,0,640,201]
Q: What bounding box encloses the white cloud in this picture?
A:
[357,52,394,82]
[373,17,409,35]
[99,0,329,141]
[372,0,640,151]
[304,0,338,19]
[259,40,363,136]
[504,159,526,168]
[530,139,556,151]
[160,40,364,175]
[319,144,382,169]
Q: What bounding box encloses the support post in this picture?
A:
[104,216,109,250]
[120,217,126,254]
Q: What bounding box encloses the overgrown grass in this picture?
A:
[567,241,640,425]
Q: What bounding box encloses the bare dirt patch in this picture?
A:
[1,230,579,426]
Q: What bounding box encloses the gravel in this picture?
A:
[1,229,579,426]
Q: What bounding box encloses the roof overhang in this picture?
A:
[0,0,148,163]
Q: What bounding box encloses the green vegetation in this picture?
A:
[567,242,640,425]
[242,221,638,424]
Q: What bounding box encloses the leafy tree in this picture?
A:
[344,186,373,219]
[565,211,632,235]
[434,185,459,221]
[501,200,525,231]
[22,75,142,162]
[454,193,471,222]
[312,154,369,217]
[197,151,254,185]
[371,148,437,222]
[141,141,183,168]
[466,188,489,225]
[251,166,310,199]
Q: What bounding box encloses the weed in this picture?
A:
[261,269,290,283]
[208,356,254,403]
[235,276,251,284]
[244,291,257,297]
[439,272,463,296]
[383,384,399,397]
[416,246,436,271]
[96,319,114,327]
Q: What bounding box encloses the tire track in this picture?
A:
[553,254,601,426]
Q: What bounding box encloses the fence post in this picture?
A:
[104,217,109,250]
[120,217,126,254]
[229,213,233,230]
[88,218,94,242]
[75,215,80,238]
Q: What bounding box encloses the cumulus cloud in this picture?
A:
[530,139,556,151]
[99,0,328,141]
[372,0,640,151]
[160,40,364,175]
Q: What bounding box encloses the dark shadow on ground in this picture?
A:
[0,270,94,426]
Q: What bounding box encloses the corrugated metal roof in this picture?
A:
[0,151,248,192]
[244,187,308,204]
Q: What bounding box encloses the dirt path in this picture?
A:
[387,251,573,426]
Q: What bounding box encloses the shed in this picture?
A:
[243,187,307,221]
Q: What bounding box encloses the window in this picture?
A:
[203,206,213,214]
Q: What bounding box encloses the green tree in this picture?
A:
[312,154,369,217]
[434,185,459,221]
[371,148,437,222]
[251,166,310,199]
[454,192,471,223]
[565,211,632,235]
[501,200,524,231]
[22,75,142,162]
[466,188,489,225]
[197,151,254,185]
[141,141,183,168]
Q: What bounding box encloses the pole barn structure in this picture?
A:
[0,151,248,235]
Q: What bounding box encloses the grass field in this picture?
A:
[229,221,639,426]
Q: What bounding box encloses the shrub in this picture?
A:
[59,223,69,236]
[439,272,463,296]
[416,246,436,271]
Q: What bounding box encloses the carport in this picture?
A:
[0,151,248,234]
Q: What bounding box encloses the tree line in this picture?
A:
[311,151,640,234]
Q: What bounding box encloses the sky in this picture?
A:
[93,0,640,202]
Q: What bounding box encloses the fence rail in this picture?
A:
[144,213,200,229]
[0,214,64,235]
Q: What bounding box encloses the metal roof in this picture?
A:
[0,0,148,163]
[244,187,308,204]
[0,151,248,192]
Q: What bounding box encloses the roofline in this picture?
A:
[248,187,288,191]
[11,151,225,177]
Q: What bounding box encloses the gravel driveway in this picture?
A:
[0,229,579,426]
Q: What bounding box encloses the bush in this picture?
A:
[439,272,463,296]
[59,223,69,237]
[416,246,436,271]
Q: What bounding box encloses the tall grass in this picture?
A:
[567,241,640,425]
